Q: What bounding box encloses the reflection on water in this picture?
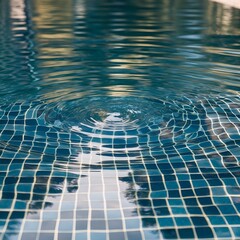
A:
[1,0,239,101]
[0,101,81,240]
[206,1,240,34]
[4,0,237,101]
[10,0,26,21]
[0,0,240,239]
[0,0,37,101]
[211,0,240,9]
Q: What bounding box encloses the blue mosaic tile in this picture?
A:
[0,95,240,239]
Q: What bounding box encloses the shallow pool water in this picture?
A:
[0,0,240,239]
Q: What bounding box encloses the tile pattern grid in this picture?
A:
[0,95,240,239]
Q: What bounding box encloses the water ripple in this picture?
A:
[1,0,240,239]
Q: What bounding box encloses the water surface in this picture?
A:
[0,0,240,239]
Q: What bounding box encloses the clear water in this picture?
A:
[0,0,240,239]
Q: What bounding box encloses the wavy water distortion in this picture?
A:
[1,94,240,239]
[1,0,240,239]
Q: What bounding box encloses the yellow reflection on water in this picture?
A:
[103,85,135,97]
[32,0,78,97]
[33,0,74,56]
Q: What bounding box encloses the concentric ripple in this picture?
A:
[1,94,240,240]
[1,0,240,239]
[44,96,178,133]
[42,94,240,169]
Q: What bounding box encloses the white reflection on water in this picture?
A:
[10,0,26,20]
[211,0,240,9]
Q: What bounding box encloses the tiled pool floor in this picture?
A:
[1,94,240,239]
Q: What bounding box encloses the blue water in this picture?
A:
[0,0,240,239]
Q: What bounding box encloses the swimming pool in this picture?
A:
[0,0,240,239]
